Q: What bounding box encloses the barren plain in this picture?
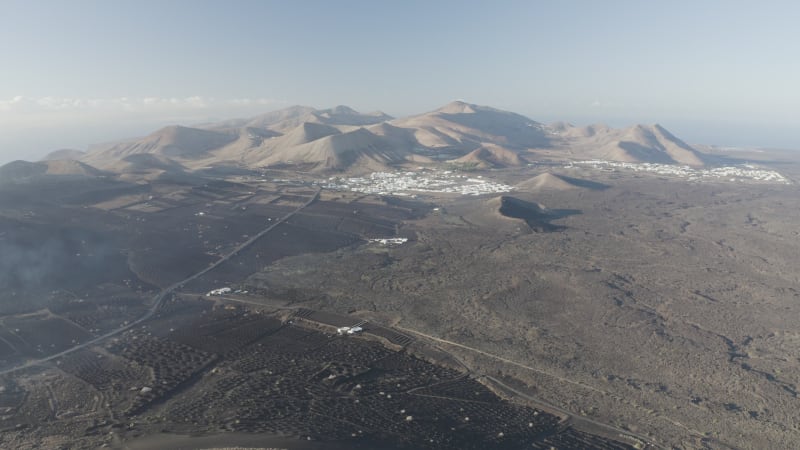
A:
[0,116,799,449]
[250,158,800,449]
[0,168,643,449]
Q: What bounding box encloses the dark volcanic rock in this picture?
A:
[496,195,566,232]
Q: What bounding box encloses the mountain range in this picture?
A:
[5,101,709,178]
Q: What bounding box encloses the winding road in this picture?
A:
[0,187,321,376]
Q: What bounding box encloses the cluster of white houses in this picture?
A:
[323,170,514,196]
[573,160,790,184]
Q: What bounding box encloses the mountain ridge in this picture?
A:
[14,101,709,175]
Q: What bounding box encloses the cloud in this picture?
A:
[0,96,287,124]
[0,96,288,134]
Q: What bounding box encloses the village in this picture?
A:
[322,170,514,196]
[572,160,790,184]
[320,160,790,201]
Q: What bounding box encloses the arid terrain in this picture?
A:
[254,161,800,449]
[0,102,798,449]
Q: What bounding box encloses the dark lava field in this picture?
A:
[1,155,799,449]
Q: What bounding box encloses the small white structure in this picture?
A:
[206,287,232,296]
[338,321,367,335]
[337,326,364,335]
[368,238,408,246]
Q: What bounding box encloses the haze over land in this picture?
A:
[2,1,800,162]
[1,96,799,448]
[3,1,800,449]
[16,101,721,176]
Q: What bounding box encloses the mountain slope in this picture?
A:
[280,122,342,147]
[516,172,610,191]
[256,127,407,172]
[485,195,566,232]
[84,125,237,168]
[42,149,87,161]
[596,124,705,166]
[546,122,707,166]
[391,101,549,154]
[313,105,393,127]
[0,160,104,183]
[204,105,392,134]
[452,144,528,168]
[70,102,707,174]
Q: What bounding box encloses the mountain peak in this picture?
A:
[328,105,359,115]
[67,103,706,174]
[436,100,478,114]
[42,148,87,161]
[0,159,103,183]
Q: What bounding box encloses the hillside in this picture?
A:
[516,172,610,191]
[485,195,566,232]
[546,122,707,166]
[42,149,87,161]
[279,122,342,147]
[0,159,104,183]
[83,125,237,168]
[391,101,549,157]
[256,127,407,172]
[203,105,392,134]
[73,102,709,174]
[452,144,528,168]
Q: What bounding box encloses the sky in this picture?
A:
[1,0,799,162]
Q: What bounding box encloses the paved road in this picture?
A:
[182,293,305,311]
[394,324,606,394]
[482,375,658,450]
[395,324,663,449]
[0,187,321,376]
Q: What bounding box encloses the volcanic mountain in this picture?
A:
[516,172,610,192]
[79,106,401,173]
[390,101,549,157]
[203,105,393,134]
[452,144,528,168]
[485,195,568,232]
[71,102,708,174]
[278,122,343,147]
[102,154,198,182]
[203,105,318,132]
[84,125,237,169]
[255,127,408,172]
[42,149,87,161]
[0,159,105,184]
[546,122,707,166]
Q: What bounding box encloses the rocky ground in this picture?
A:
[1,154,799,449]
[250,162,800,449]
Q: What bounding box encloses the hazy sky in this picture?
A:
[1,0,798,162]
